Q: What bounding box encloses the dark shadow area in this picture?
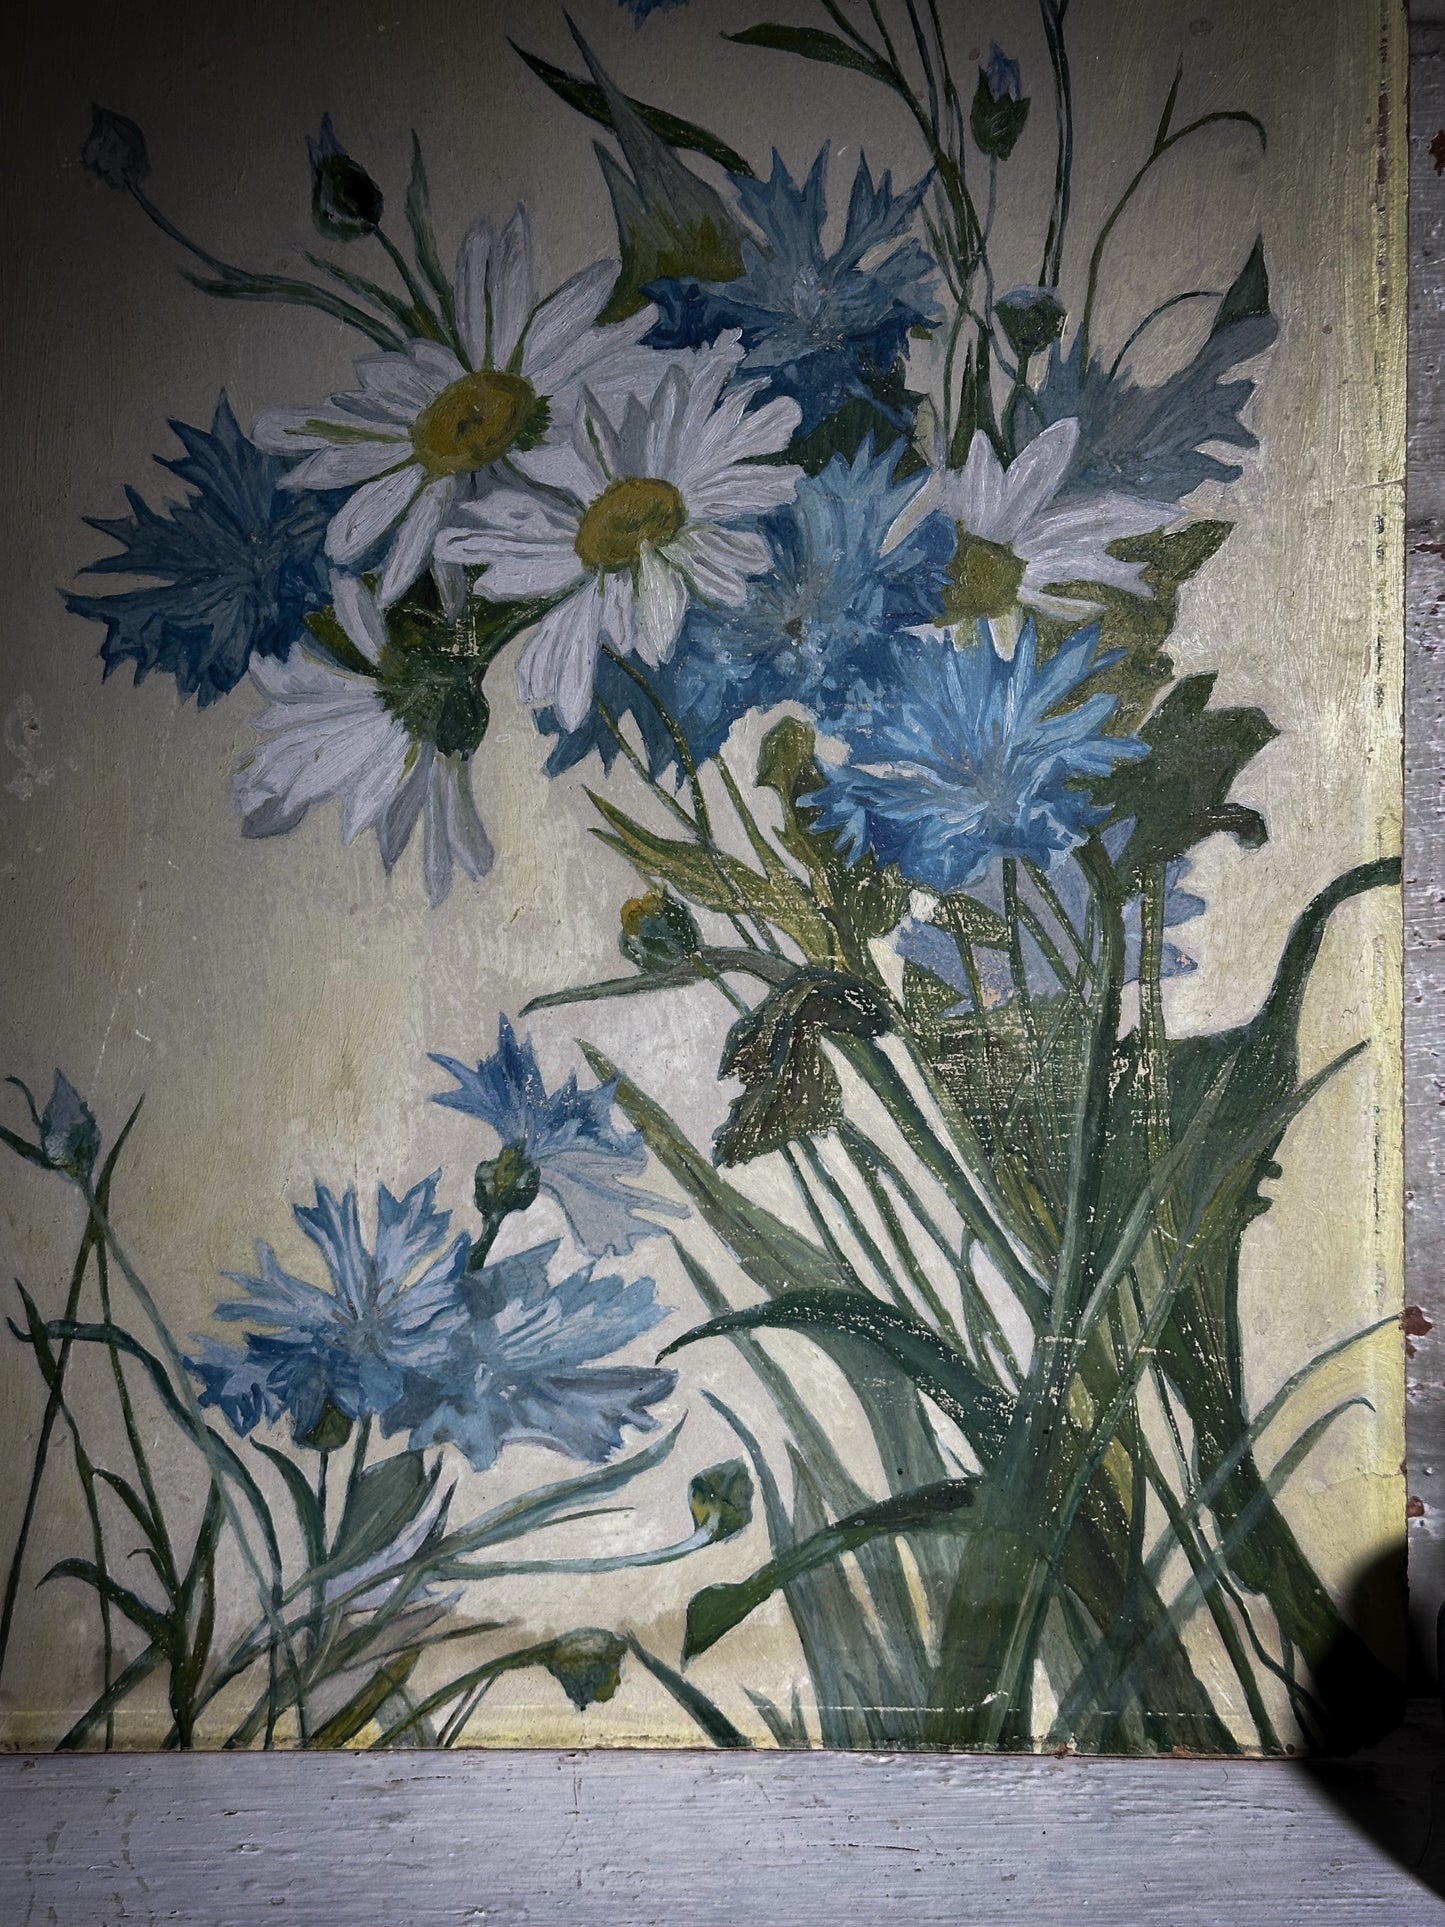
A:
[1295,1548,1445,1902]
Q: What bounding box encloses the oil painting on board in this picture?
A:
[0,0,1405,1753]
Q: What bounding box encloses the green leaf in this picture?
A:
[42,1558,173,1649]
[713,967,893,1165]
[55,1642,165,1751]
[625,1635,751,1747]
[569,28,743,322]
[584,1046,848,1301]
[726,24,892,87]
[589,790,834,959]
[1036,522,1235,730]
[251,1440,327,1572]
[683,1479,976,1660]
[1095,672,1278,881]
[660,1287,1011,1456]
[754,719,910,963]
[1212,237,1269,335]
[744,1682,809,1748]
[331,1450,438,1578]
[970,69,1030,161]
[310,1652,422,1749]
[689,1459,753,1542]
[404,133,457,334]
[545,1627,627,1710]
[510,42,755,177]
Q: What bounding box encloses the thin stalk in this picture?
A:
[342,1417,373,1525]
[1038,0,1075,288]
[375,227,447,343]
[1108,290,1220,380]
[782,1144,870,1297]
[796,1137,912,1317]
[77,1184,305,1742]
[125,184,407,351]
[1022,860,1093,976]
[837,1128,981,1366]
[1077,109,1266,367]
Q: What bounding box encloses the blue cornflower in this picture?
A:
[430,1019,684,1257]
[897,844,1205,1013]
[536,441,953,776]
[815,619,1149,893]
[382,1241,675,1471]
[65,394,339,706]
[618,0,689,17]
[191,1173,468,1443]
[647,147,940,435]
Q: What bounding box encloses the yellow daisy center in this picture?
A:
[411,370,539,476]
[942,529,1029,622]
[575,477,687,573]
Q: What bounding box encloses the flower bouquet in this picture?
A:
[0,0,1402,1752]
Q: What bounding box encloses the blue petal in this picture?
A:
[65,394,342,705]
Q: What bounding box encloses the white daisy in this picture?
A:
[883,418,1178,621]
[435,336,802,732]
[251,206,664,610]
[234,573,493,907]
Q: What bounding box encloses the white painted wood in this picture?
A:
[1,1715,1444,1925]
[0,12,1440,1927]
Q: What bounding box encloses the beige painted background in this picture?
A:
[0,0,1403,1747]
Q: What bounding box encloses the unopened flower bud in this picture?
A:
[971,49,1030,161]
[473,1141,541,1226]
[620,889,702,973]
[689,1460,753,1543]
[39,1072,100,1181]
[545,1628,626,1711]
[82,105,149,191]
[995,284,1066,361]
[308,114,383,242]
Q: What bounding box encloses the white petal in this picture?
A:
[634,547,688,665]
[332,572,389,665]
[519,261,616,386]
[441,758,494,885]
[376,742,433,870]
[379,478,454,607]
[489,207,534,370]
[599,570,636,656]
[283,441,411,490]
[433,558,468,621]
[684,461,801,522]
[251,405,368,453]
[455,218,494,368]
[353,350,453,417]
[326,466,425,565]
[508,432,604,500]
[996,418,1080,539]
[958,430,1007,539]
[422,767,454,908]
[515,580,603,730]
[679,392,801,482]
[669,525,770,606]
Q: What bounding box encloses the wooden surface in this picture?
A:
[1,13,1442,1926]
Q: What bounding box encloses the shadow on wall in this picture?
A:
[1295,1544,1445,1901]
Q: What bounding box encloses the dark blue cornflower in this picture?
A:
[536,441,953,777]
[382,1240,675,1471]
[618,0,690,17]
[646,147,939,435]
[815,618,1149,894]
[430,1019,683,1257]
[191,1173,468,1443]
[65,394,339,706]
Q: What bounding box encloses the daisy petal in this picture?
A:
[379,479,454,607]
[634,548,688,665]
[489,207,534,370]
[455,219,494,368]
[326,466,425,565]
[516,581,603,731]
[332,571,390,665]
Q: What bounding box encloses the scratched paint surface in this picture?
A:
[0,0,1406,1753]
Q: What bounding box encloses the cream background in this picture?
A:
[0,0,1404,1747]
